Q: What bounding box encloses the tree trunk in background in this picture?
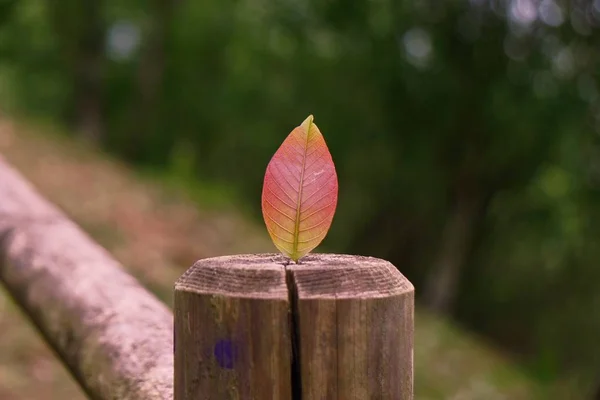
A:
[48,1,106,143]
[75,1,105,143]
[74,30,105,143]
[423,186,486,314]
[125,0,178,161]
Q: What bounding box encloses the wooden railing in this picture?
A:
[0,157,173,399]
[0,156,414,399]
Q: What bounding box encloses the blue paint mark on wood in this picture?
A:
[214,339,237,369]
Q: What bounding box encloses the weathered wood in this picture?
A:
[0,157,174,400]
[175,253,414,400]
[0,154,414,399]
[174,255,292,399]
[288,254,414,399]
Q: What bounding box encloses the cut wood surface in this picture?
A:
[0,156,174,400]
[175,253,414,400]
[175,254,292,400]
[288,254,414,399]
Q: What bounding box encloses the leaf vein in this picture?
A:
[265,211,295,234]
[300,199,337,222]
[301,170,336,192]
[298,208,336,233]
[305,146,323,160]
[265,186,296,210]
[267,227,294,244]
[303,155,326,174]
[301,185,336,208]
[264,198,296,222]
[275,157,301,186]
[270,164,299,196]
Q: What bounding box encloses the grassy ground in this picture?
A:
[0,117,581,399]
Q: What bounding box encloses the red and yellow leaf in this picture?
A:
[261,115,338,262]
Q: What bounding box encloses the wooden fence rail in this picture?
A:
[0,155,414,399]
[0,157,173,400]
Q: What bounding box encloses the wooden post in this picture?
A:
[174,254,292,399]
[174,253,414,400]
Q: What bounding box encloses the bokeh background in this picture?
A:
[1,0,600,398]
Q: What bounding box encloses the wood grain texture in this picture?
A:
[175,253,414,400]
[0,157,173,400]
[174,254,292,400]
[288,254,414,400]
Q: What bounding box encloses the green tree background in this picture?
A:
[2,0,600,392]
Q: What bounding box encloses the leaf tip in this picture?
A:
[301,114,314,129]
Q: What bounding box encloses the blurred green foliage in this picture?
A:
[2,0,600,391]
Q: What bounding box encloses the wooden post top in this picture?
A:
[175,253,414,299]
[174,253,415,400]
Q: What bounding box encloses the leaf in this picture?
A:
[261,115,338,262]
